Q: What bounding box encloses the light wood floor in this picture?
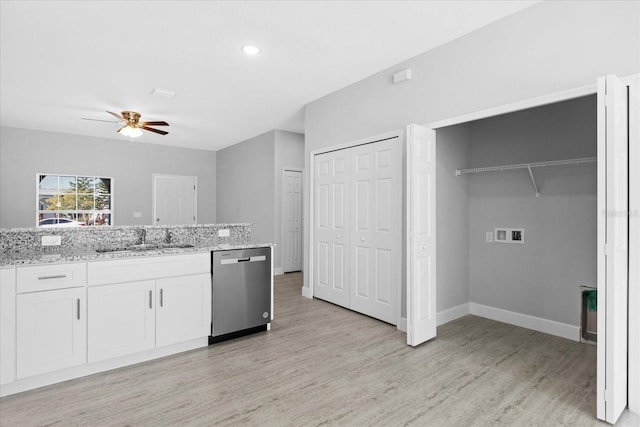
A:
[0,272,634,426]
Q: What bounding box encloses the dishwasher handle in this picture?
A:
[220,255,267,265]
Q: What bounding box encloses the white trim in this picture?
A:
[398,317,407,332]
[626,73,640,414]
[281,167,304,274]
[0,337,207,397]
[426,84,596,129]
[400,303,471,331]
[152,174,198,225]
[469,302,580,342]
[301,286,312,299]
[273,267,284,276]
[305,130,403,304]
[437,303,470,326]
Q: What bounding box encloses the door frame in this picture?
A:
[426,74,639,418]
[152,174,198,226]
[281,167,304,274]
[306,129,404,328]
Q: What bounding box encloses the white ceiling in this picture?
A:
[0,1,538,152]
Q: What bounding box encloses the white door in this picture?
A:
[283,169,303,273]
[406,124,437,347]
[153,175,197,225]
[16,287,86,378]
[597,75,629,423]
[313,149,351,307]
[350,139,402,324]
[156,274,211,347]
[88,281,156,362]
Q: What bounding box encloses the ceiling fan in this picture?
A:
[83,111,169,137]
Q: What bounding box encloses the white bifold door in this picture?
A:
[597,75,630,424]
[313,137,402,324]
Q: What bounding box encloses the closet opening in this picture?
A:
[433,93,599,415]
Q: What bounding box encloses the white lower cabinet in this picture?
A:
[156,274,211,347]
[88,280,156,363]
[88,274,211,362]
[16,287,86,379]
[1,267,16,385]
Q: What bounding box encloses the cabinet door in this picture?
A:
[88,281,156,362]
[156,274,211,347]
[16,287,86,378]
[1,267,16,384]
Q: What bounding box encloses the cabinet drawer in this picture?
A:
[17,263,86,293]
[88,253,210,286]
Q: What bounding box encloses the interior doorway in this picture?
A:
[282,168,303,273]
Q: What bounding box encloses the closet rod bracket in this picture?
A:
[527,165,540,197]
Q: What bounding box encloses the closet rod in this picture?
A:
[455,156,597,176]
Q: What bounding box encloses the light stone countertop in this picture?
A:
[0,241,274,267]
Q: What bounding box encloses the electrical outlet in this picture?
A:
[218,229,230,237]
[41,235,61,246]
[486,232,493,243]
[133,211,143,218]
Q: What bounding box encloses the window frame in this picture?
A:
[36,173,114,227]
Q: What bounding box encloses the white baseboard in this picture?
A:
[437,303,471,326]
[469,302,580,342]
[274,267,284,276]
[301,286,312,299]
[399,303,469,332]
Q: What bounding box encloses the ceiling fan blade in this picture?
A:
[140,121,169,126]
[141,126,169,135]
[81,118,120,123]
[106,111,125,121]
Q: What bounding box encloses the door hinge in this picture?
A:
[604,244,609,256]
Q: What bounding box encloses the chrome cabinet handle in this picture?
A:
[149,290,153,309]
[160,289,164,307]
[77,299,80,320]
[38,274,66,280]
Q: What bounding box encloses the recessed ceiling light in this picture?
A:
[151,88,176,99]
[242,45,260,55]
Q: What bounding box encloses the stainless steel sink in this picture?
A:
[96,243,194,253]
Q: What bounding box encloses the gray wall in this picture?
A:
[467,95,597,326]
[274,130,305,271]
[436,125,471,313]
[302,0,639,296]
[216,130,275,247]
[0,127,217,228]
[216,129,304,272]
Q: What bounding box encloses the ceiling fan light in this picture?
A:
[119,125,143,138]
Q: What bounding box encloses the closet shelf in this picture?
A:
[455,156,597,197]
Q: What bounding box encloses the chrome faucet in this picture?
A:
[140,228,146,245]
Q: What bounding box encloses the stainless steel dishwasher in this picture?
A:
[210,247,271,342]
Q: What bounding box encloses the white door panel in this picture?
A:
[597,75,629,424]
[406,124,437,347]
[350,139,401,324]
[153,175,197,225]
[313,150,351,307]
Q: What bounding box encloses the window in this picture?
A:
[37,174,113,227]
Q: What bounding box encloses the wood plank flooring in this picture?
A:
[0,272,635,426]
